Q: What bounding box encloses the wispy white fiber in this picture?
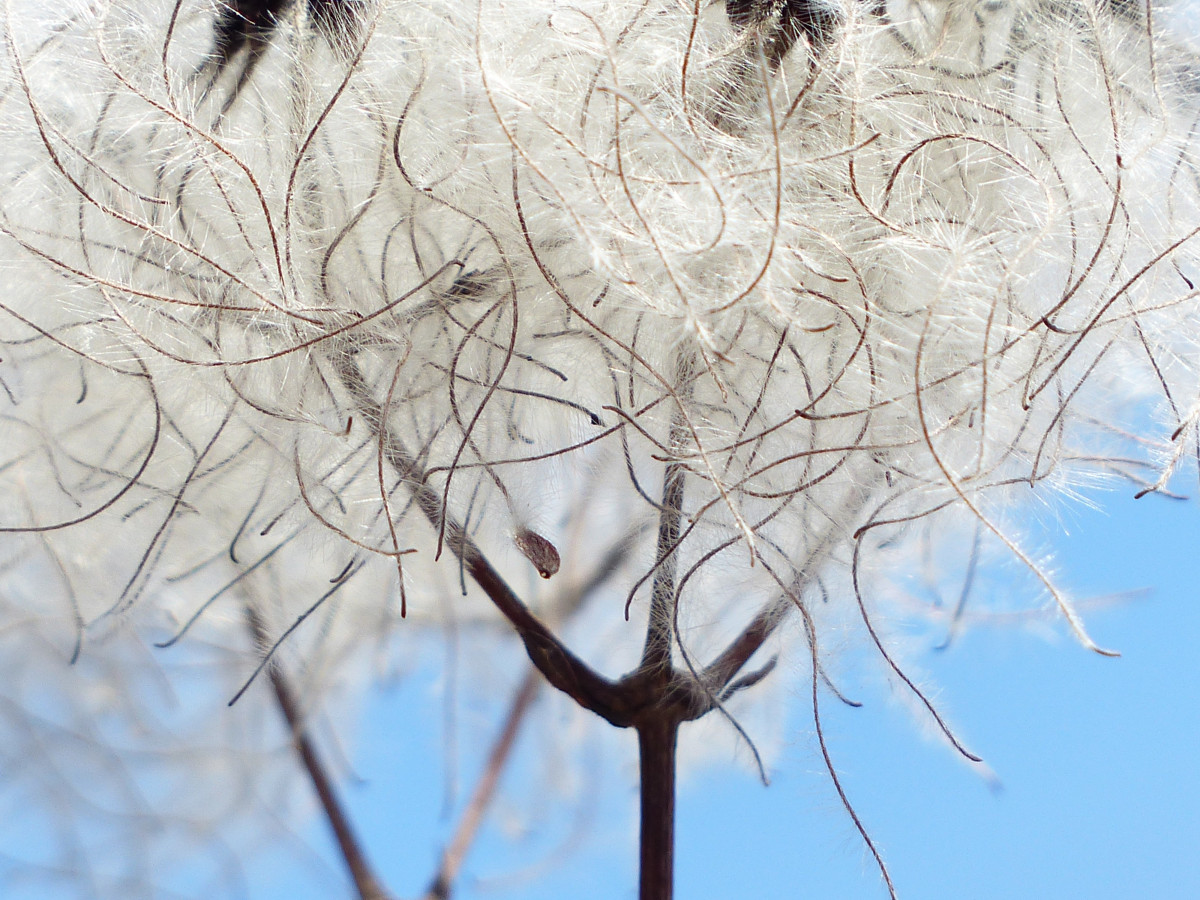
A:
[1,0,1199,894]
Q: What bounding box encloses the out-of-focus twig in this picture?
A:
[245,605,393,900]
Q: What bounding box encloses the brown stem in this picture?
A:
[422,526,643,898]
[637,717,680,900]
[701,596,791,693]
[640,456,685,672]
[424,671,540,900]
[336,355,624,722]
[245,607,392,900]
[334,352,781,900]
[641,353,695,673]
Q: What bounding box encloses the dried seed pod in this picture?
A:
[726,0,841,69]
[514,529,561,580]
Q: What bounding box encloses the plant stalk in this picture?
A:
[245,607,391,900]
[637,717,680,900]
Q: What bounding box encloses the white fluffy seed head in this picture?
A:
[2,0,1199,891]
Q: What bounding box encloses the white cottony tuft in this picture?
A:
[2,0,1199,894]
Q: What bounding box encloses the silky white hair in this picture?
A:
[1,0,1198,895]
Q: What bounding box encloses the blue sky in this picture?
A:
[253,483,1200,900]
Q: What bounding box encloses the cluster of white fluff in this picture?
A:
[2,0,1199,894]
